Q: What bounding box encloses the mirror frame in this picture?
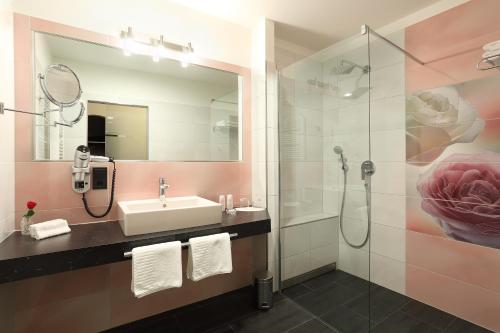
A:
[14,14,251,164]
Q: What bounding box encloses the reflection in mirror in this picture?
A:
[33,32,243,161]
[87,101,148,160]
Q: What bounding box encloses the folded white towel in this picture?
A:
[187,233,232,282]
[483,40,500,51]
[131,241,182,298]
[29,219,71,240]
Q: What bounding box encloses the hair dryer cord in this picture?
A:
[82,161,116,218]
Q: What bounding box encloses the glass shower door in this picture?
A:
[278,32,373,332]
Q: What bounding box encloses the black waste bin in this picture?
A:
[255,270,273,310]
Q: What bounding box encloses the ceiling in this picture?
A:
[169,0,442,50]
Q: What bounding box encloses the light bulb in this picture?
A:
[180,42,194,68]
[121,27,134,56]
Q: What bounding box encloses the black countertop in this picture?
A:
[0,210,270,284]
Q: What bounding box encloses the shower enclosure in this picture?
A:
[278,4,500,330]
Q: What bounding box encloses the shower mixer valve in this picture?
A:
[361,160,376,182]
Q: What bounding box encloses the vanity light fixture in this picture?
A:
[181,42,194,68]
[120,27,134,56]
[119,27,194,66]
[151,38,162,63]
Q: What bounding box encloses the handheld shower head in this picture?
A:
[333,146,348,171]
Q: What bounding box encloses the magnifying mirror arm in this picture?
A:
[0,102,44,117]
[55,102,86,128]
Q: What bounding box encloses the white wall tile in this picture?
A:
[370,96,405,131]
[283,251,311,280]
[371,62,405,100]
[267,228,280,264]
[338,243,369,280]
[0,7,15,241]
[371,223,405,262]
[282,223,311,257]
[370,254,406,295]
[310,218,339,249]
[310,244,338,270]
[371,129,406,162]
[371,193,406,229]
[371,162,406,195]
[338,216,370,251]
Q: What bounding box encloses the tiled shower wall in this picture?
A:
[0,4,15,243]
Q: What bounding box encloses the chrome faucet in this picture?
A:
[159,177,170,204]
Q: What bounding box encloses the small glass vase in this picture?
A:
[20,216,31,236]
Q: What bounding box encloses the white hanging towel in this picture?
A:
[29,219,71,240]
[187,233,233,282]
[131,241,182,298]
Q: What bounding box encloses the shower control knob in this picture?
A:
[361,160,375,181]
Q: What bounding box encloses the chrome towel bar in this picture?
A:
[123,232,238,258]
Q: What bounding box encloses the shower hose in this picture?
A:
[339,165,371,248]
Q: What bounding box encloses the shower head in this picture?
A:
[333,146,343,154]
[331,60,369,75]
[343,86,370,99]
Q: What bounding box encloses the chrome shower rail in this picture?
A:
[361,24,426,66]
[123,232,238,258]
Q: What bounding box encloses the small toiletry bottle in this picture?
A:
[219,194,226,211]
[226,194,234,210]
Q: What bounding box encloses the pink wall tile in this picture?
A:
[13,14,33,162]
[407,230,500,294]
[405,0,500,93]
[407,264,500,332]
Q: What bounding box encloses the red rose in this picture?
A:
[417,153,500,249]
[27,201,37,209]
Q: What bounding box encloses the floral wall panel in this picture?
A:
[404,0,500,330]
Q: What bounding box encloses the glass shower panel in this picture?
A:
[366,28,409,330]
[278,32,372,330]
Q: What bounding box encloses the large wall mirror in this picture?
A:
[32,31,243,161]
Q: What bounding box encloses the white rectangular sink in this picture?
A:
[118,196,222,236]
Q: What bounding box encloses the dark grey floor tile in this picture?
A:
[294,283,364,316]
[320,305,370,333]
[204,324,235,333]
[303,270,351,290]
[444,318,493,333]
[371,311,440,333]
[335,273,371,291]
[287,319,336,333]
[400,299,456,329]
[282,283,312,300]
[230,298,312,333]
[345,285,409,323]
[274,291,286,303]
[177,288,257,333]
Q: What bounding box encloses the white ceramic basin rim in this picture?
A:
[118,196,222,236]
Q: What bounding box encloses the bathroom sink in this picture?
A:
[118,196,222,236]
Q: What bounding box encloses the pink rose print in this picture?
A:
[417,152,500,249]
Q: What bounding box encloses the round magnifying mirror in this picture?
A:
[40,64,82,107]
